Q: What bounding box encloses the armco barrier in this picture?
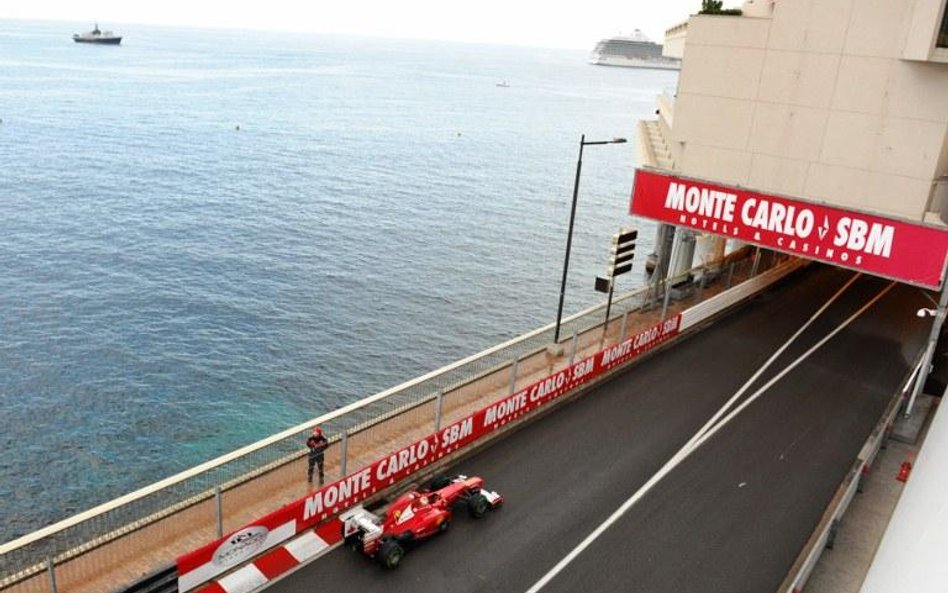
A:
[679,258,806,332]
[117,565,177,593]
[0,250,795,593]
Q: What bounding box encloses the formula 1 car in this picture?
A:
[341,475,503,569]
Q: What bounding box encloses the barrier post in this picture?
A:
[434,390,444,432]
[215,486,223,538]
[619,310,629,342]
[726,261,735,289]
[600,279,616,349]
[568,330,578,366]
[508,356,519,395]
[661,276,672,321]
[751,247,762,277]
[47,557,58,593]
[340,431,349,478]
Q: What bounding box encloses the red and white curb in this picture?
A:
[195,522,343,593]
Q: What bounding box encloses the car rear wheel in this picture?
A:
[468,494,490,519]
[345,533,364,553]
[379,540,405,569]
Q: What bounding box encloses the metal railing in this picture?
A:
[0,248,780,593]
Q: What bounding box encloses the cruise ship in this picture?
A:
[589,30,680,70]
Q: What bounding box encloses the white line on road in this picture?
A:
[524,277,894,593]
[689,281,896,453]
[685,273,862,453]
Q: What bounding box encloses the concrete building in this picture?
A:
[636,2,948,591]
[639,0,948,225]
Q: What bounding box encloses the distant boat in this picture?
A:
[496,80,510,88]
[73,23,122,45]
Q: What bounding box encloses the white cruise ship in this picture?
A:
[589,30,680,71]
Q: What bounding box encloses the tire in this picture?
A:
[438,517,451,534]
[468,494,490,519]
[345,532,364,553]
[379,540,405,569]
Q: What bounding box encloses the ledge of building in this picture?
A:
[637,119,676,171]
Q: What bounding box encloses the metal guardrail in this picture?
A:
[777,351,925,592]
[0,250,773,592]
[116,565,177,593]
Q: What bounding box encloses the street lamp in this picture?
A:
[553,134,627,345]
[908,295,948,417]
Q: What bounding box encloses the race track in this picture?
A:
[266,265,931,593]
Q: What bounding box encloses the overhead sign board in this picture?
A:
[630,169,948,290]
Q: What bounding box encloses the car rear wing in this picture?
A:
[340,506,383,541]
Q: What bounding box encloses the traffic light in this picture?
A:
[594,276,611,293]
[607,228,637,278]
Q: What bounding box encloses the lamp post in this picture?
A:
[553,134,627,345]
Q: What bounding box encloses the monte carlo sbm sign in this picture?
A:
[630,169,948,290]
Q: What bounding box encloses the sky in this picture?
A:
[1,0,703,49]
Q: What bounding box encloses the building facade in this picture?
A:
[640,0,948,225]
[636,3,948,591]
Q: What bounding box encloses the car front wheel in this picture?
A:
[468,494,490,519]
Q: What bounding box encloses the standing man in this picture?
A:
[306,426,329,487]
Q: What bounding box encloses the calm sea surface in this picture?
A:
[0,19,676,540]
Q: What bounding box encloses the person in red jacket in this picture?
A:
[306,426,329,486]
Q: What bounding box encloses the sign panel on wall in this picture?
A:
[630,169,948,290]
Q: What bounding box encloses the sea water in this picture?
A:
[0,19,677,540]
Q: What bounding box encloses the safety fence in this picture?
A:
[0,248,793,593]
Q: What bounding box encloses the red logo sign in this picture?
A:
[630,169,948,289]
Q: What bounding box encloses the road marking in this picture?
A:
[689,281,895,453]
[685,273,862,453]
[524,277,894,593]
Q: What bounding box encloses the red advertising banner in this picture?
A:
[630,169,948,290]
[177,314,682,590]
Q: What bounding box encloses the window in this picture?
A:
[939,2,948,48]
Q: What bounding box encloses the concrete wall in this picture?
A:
[669,0,948,223]
[663,21,689,59]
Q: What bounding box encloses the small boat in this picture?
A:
[495,80,510,88]
[73,23,122,45]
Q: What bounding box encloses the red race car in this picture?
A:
[341,474,503,568]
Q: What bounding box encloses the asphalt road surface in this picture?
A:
[267,265,931,593]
